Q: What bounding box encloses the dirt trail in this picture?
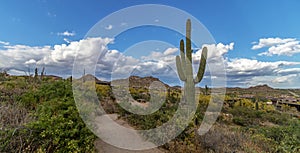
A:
[94,114,165,153]
[288,90,299,97]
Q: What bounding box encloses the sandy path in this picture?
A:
[94,114,165,153]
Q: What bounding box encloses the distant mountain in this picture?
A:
[112,75,170,89]
[80,74,110,85]
[75,74,300,97]
[225,84,300,98]
[248,84,273,91]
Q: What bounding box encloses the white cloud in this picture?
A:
[163,48,178,56]
[1,40,232,83]
[0,37,113,77]
[251,38,295,49]
[25,59,37,65]
[57,31,76,37]
[227,58,300,76]
[104,48,178,81]
[276,68,300,75]
[7,69,27,76]
[252,37,300,56]
[194,42,234,62]
[105,25,113,30]
[225,58,300,88]
[1,38,299,88]
[272,74,297,84]
[63,38,70,43]
[0,41,9,45]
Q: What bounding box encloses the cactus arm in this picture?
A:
[176,55,186,81]
[186,19,192,63]
[194,47,207,83]
[180,39,186,75]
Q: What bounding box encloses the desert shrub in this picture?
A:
[0,126,32,152]
[18,80,72,109]
[229,107,263,126]
[95,84,111,99]
[25,97,96,152]
[18,91,39,109]
[281,104,292,112]
[197,125,256,153]
[37,80,73,101]
[0,103,30,129]
[230,103,293,127]
[0,71,7,81]
[232,117,249,126]
[261,111,291,125]
[233,98,253,108]
[166,137,204,153]
[255,120,300,153]
[261,103,275,112]
[1,80,97,152]
[128,87,150,101]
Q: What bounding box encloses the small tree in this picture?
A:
[34,68,38,79]
[205,85,209,95]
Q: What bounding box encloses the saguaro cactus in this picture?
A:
[176,19,208,104]
[255,101,259,110]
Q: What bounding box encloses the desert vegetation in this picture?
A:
[0,71,299,152]
[1,18,299,153]
[0,74,96,152]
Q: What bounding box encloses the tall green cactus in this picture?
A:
[176,19,208,104]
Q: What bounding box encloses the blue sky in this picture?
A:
[0,0,300,88]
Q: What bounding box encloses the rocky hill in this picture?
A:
[79,74,300,98]
[111,75,170,89]
[248,84,273,91]
[80,74,110,85]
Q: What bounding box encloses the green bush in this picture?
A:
[229,107,262,126]
[255,120,300,153]
[232,117,249,126]
[1,80,97,152]
[261,111,291,125]
[26,97,96,152]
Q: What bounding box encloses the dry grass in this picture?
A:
[164,124,272,153]
[0,102,34,152]
[0,103,31,129]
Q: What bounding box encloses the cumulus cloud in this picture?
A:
[194,42,234,62]
[276,68,300,75]
[24,59,37,65]
[272,74,297,84]
[251,38,295,49]
[96,48,179,84]
[1,38,299,88]
[225,58,300,87]
[0,37,113,77]
[0,40,232,84]
[0,41,9,45]
[96,49,140,79]
[252,37,300,56]
[227,58,300,76]
[57,31,76,37]
[163,48,178,56]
